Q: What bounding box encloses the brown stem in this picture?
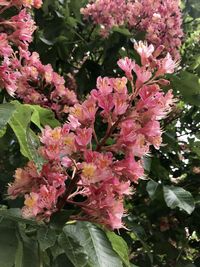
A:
[66,200,96,211]
[96,115,123,151]
[57,173,81,211]
[92,126,99,145]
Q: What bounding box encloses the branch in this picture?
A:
[57,172,81,211]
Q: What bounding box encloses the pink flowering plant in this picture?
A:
[81,0,183,59]
[7,40,176,229]
[0,0,198,266]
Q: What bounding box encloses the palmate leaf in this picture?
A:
[58,222,123,267]
[163,185,195,214]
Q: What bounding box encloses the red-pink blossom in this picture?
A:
[82,0,183,59]
[8,41,175,229]
[117,57,135,80]
[75,128,93,147]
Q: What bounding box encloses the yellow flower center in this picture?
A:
[82,163,96,178]
[24,194,37,208]
[51,129,61,140]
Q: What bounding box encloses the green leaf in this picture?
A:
[112,26,131,36]
[50,242,65,260]
[58,222,123,267]
[0,220,18,267]
[191,141,200,157]
[8,102,33,159]
[0,126,7,138]
[106,231,130,267]
[0,103,16,129]
[69,0,84,22]
[8,102,48,163]
[15,231,24,267]
[58,230,89,267]
[26,129,44,170]
[53,253,75,267]
[15,224,40,267]
[37,227,57,251]
[0,208,42,227]
[171,71,200,106]
[27,104,60,129]
[50,210,74,230]
[146,180,159,199]
[143,156,152,172]
[186,0,200,18]
[163,185,195,214]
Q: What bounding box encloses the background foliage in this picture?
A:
[0,0,200,266]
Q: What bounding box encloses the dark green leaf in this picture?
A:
[171,71,200,106]
[0,208,42,227]
[37,227,57,251]
[163,185,195,214]
[58,222,123,267]
[0,220,18,267]
[146,180,159,199]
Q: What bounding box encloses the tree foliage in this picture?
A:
[0,0,200,267]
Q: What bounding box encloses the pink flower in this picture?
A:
[40,126,62,146]
[9,9,36,46]
[22,192,39,218]
[33,0,42,8]
[75,127,92,147]
[140,121,162,149]
[157,53,176,75]
[67,114,81,130]
[61,132,77,155]
[81,178,128,229]
[133,65,152,87]
[118,119,139,145]
[0,33,13,57]
[134,40,154,65]
[82,0,183,59]
[82,96,97,123]
[97,76,113,95]
[98,94,114,114]
[7,161,39,199]
[113,93,129,116]
[37,185,57,210]
[114,156,144,182]
[129,134,150,158]
[111,77,128,94]
[61,156,72,168]
[117,57,135,80]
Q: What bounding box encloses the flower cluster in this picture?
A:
[0,0,42,9]
[81,0,183,59]
[0,0,77,115]
[8,41,176,229]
